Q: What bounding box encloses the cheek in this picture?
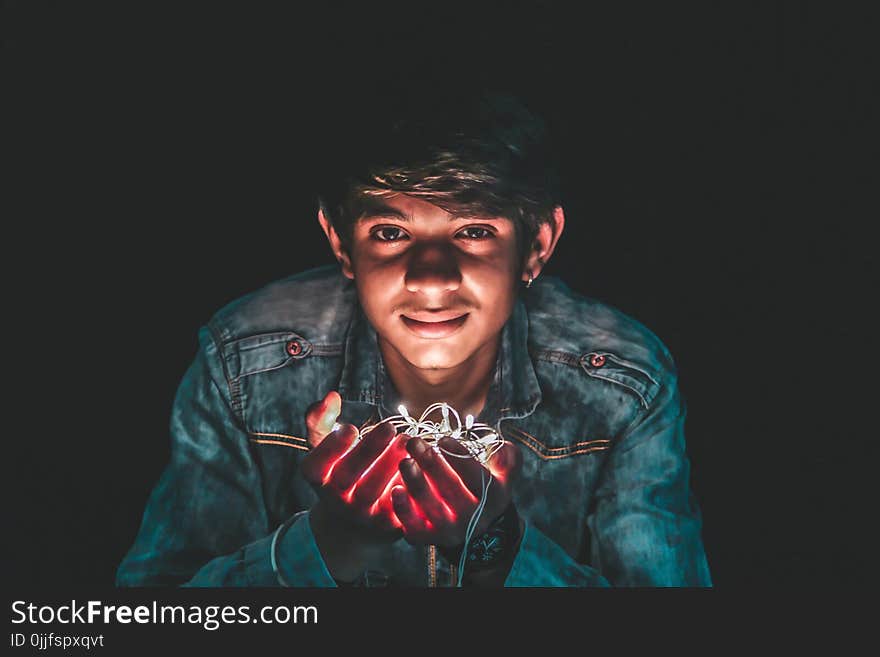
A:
[465,247,520,282]
[353,264,399,319]
[469,267,518,308]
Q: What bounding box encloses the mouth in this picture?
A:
[400,313,469,339]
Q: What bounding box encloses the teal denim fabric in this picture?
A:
[117,264,711,587]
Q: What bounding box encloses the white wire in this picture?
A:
[457,469,492,587]
[358,402,505,465]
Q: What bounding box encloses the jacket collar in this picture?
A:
[337,293,542,427]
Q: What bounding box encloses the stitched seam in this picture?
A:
[229,338,343,355]
[220,332,318,349]
[310,345,343,356]
[507,426,611,452]
[250,431,308,443]
[347,390,378,405]
[603,353,660,387]
[429,545,437,588]
[236,334,304,352]
[231,378,245,423]
[235,360,302,381]
[207,322,246,422]
[536,446,610,460]
[249,439,309,452]
[510,435,610,460]
[531,349,582,367]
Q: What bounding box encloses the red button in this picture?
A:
[590,354,606,368]
[286,340,302,357]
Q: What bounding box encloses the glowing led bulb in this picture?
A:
[398,404,409,419]
[465,414,474,430]
[440,404,450,431]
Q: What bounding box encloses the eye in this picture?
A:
[371,226,409,242]
[457,226,494,240]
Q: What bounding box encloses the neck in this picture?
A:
[378,335,500,423]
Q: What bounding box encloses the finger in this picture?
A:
[485,440,523,483]
[434,436,486,503]
[349,434,408,509]
[372,484,404,531]
[391,485,432,542]
[305,390,342,448]
[407,438,480,513]
[399,456,454,525]
[328,421,397,494]
[299,423,359,486]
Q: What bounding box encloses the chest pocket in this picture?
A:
[224,331,313,381]
[578,351,660,410]
[507,349,661,460]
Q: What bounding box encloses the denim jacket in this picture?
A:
[117,264,711,587]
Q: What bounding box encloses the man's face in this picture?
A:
[343,194,522,373]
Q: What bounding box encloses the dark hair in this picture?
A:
[314,88,561,268]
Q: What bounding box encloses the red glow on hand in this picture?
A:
[377,471,403,505]
[368,471,404,520]
[320,452,346,486]
[419,467,458,523]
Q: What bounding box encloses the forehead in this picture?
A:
[356,194,509,224]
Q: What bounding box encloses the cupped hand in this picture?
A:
[390,435,522,547]
[300,391,406,541]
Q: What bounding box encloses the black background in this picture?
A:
[5,2,875,591]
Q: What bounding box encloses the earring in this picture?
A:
[525,271,534,289]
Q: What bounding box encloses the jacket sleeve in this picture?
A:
[505,369,712,587]
[116,326,336,587]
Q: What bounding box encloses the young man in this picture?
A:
[117,90,711,587]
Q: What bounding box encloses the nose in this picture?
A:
[404,242,461,296]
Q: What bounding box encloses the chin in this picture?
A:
[406,348,462,372]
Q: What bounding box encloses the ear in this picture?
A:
[318,209,355,280]
[521,206,565,284]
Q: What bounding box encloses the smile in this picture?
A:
[401,313,469,339]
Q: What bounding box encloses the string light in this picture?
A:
[356,402,505,465]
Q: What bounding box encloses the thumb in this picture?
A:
[485,440,522,483]
[305,390,342,448]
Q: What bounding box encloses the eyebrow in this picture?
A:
[357,202,414,222]
[356,201,496,223]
